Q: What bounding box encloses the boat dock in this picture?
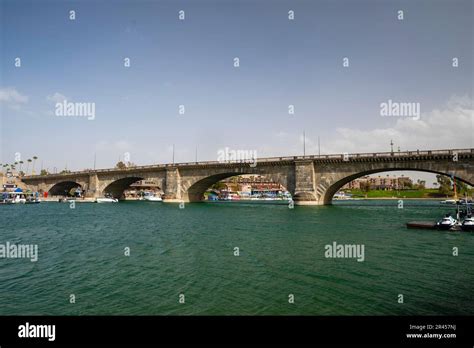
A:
[406,221,464,231]
[406,221,437,229]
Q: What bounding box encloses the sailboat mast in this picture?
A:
[453,176,458,200]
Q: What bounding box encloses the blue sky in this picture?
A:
[1,0,472,182]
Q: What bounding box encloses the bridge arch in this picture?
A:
[323,168,474,204]
[185,173,245,202]
[102,176,144,199]
[183,172,292,202]
[48,181,82,196]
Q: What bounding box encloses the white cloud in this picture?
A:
[320,95,473,154]
[46,92,68,104]
[0,87,28,110]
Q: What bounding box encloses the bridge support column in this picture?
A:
[293,160,321,205]
[85,173,100,198]
[162,168,183,203]
[24,181,44,195]
[36,182,49,193]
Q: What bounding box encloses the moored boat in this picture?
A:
[143,193,162,202]
[461,215,474,231]
[440,199,457,204]
[95,197,119,203]
[436,214,458,230]
[25,193,41,204]
[333,191,352,200]
[1,192,26,204]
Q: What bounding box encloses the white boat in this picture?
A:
[12,193,26,204]
[333,191,352,200]
[461,215,474,231]
[1,192,26,204]
[95,197,119,203]
[1,190,41,204]
[12,192,26,204]
[440,199,457,204]
[143,193,162,202]
[436,215,458,230]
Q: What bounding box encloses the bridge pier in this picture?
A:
[293,161,321,205]
[162,168,183,203]
[84,173,100,199]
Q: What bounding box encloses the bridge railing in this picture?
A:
[21,148,473,178]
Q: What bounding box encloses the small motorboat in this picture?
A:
[436,214,458,230]
[333,191,352,200]
[461,215,474,231]
[143,193,162,202]
[95,197,119,203]
[25,198,41,204]
[24,192,41,204]
[10,192,26,204]
[440,199,457,205]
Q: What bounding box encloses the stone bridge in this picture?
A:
[21,149,474,205]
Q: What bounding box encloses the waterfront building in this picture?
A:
[343,175,413,191]
[123,180,163,199]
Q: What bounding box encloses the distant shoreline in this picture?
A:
[344,197,444,200]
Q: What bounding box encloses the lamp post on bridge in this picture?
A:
[303,131,306,157]
[318,136,320,157]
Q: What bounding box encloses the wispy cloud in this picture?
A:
[46,92,68,104]
[0,87,28,110]
[317,95,473,154]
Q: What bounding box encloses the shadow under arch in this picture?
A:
[324,168,473,204]
[48,181,82,196]
[103,177,145,199]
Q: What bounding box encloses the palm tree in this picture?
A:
[32,156,38,175]
[19,161,24,172]
[26,159,32,175]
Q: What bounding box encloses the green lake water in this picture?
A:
[0,200,472,315]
